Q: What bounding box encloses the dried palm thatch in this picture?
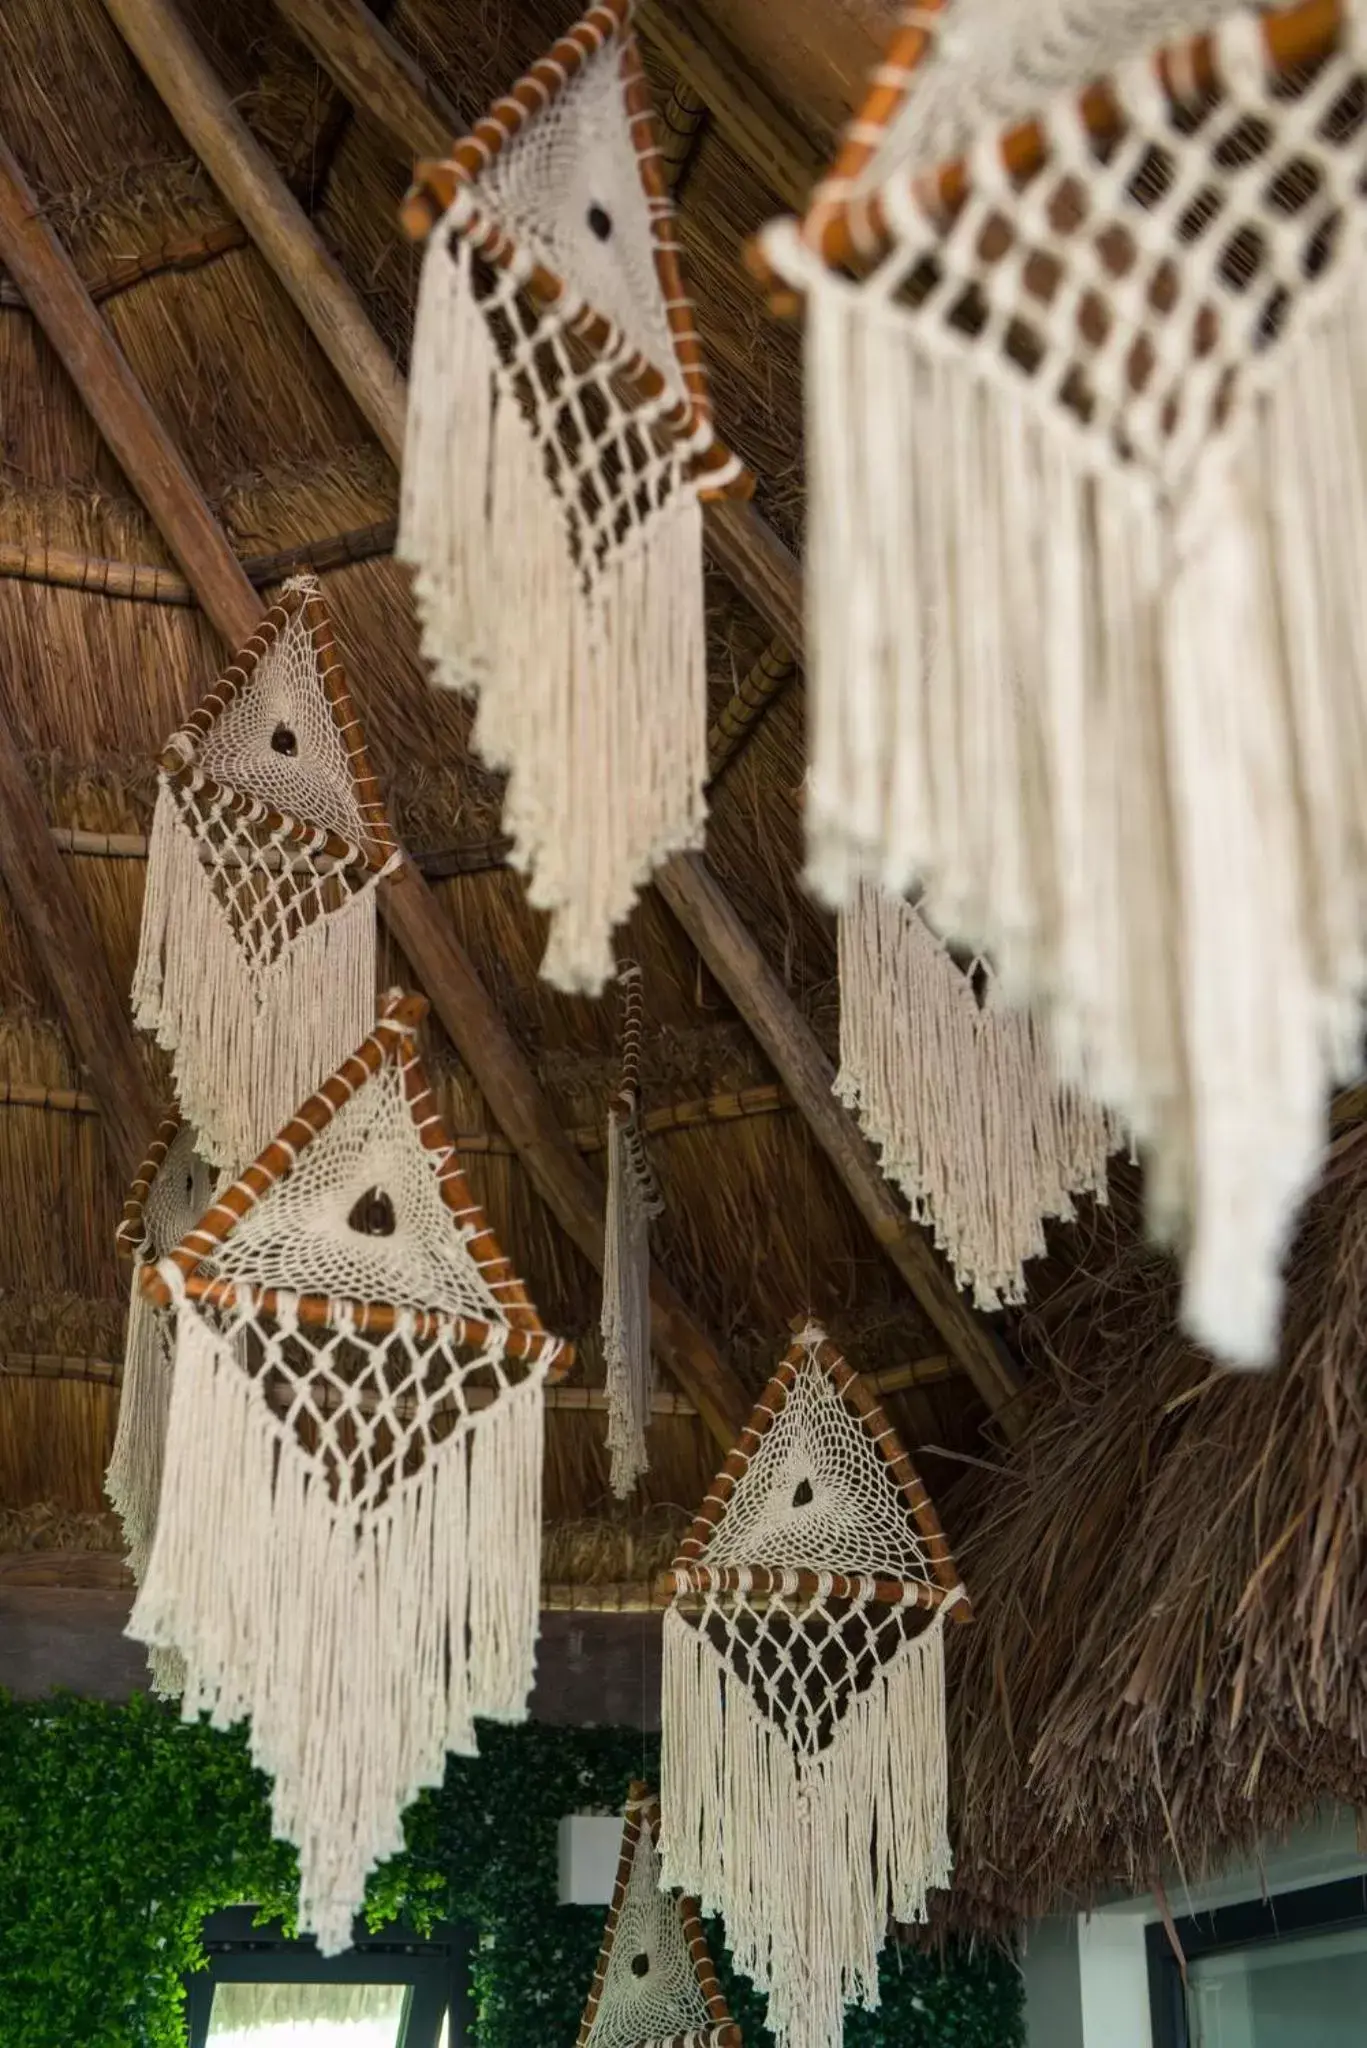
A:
[946,1145,1367,1932]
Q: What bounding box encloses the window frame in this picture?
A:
[184,1907,474,2048]
[1146,1873,1367,2048]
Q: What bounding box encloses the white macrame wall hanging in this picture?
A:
[602,961,663,1496]
[129,992,569,1953]
[836,882,1121,1309]
[576,1783,741,2048]
[659,1321,969,2048]
[758,1,1367,1365]
[132,576,401,1171]
[398,0,750,995]
[108,1111,218,1697]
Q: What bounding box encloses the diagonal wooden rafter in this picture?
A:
[256,0,1023,1429]
[0,132,750,1448]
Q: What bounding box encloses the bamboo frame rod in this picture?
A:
[706,640,798,784]
[0,220,247,310]
[0,521,397,608]
[3,1349,960,1407]
[754,0,1344,291]
[0,1079,100,1114]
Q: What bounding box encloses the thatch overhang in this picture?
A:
[2,0,1366,1937]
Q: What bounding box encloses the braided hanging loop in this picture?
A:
[602,960,663,1496]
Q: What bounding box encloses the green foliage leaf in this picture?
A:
[0,1699,1023,2047]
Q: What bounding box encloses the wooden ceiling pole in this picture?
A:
[0,146,166,1183]
[0,134,750,1447]
[99,0,407,466]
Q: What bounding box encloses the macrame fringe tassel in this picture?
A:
[836,883,1120,1309]
[602,1109,658,1497]
[132,783,377,1170]
[400,231,707,997]
[800,252,1367,1365]
[106,1272,184,1697]
[131,1308,545,1952]
[660,1604,952,2048]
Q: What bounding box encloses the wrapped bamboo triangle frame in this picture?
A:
[400,0,750,498]
[132,575,402,1170]
[576,1783,740,2048]
[752,0,1367,1369]
[748,0,1345,294]
[659,1320,968,2048]
[130,992,570,1953]
[396,0,753,993]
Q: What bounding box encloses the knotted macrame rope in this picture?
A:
[765,5,1367,1364]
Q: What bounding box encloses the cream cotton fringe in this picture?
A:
[131,1286,548,1954]
[132,781,378,1172]
[105,1272,185,1698]
[776,149,1367,1365]
[660,1591,957,2048]
[400,228,708,997]
[836,883,1120,1310]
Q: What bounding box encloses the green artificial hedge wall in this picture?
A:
[0,1695,1023,2048]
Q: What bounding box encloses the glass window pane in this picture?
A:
[1188,1925,1367,2047]
[207,1981,408,2047]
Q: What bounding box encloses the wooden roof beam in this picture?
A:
[0,144,171,1182]
[0,131,749,1448]
[257,0,1024,1434]
[100,0,407,466]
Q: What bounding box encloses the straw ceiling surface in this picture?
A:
[3,0,1366,1931]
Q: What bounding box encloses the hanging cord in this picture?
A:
[614,961,663,1217]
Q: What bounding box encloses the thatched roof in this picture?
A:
[945,1140,1367,1931]
[2,0,1365,1931]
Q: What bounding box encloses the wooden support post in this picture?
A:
[100,0,408,465]
[655,852,1025,1434]
[0,132,750,1447]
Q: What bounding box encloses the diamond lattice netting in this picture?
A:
[585,1817,713,2048]
[471,32,681,386]
[465,247,688,596]
[695,1590,931,1759]
[200,1061,507,1321]
[882,28,1367,494]
[694,1349,933,1583]
[142,1125,218,1260]
[206,1302,519,1512]
[196,599,371,845]
[169,784,368,978]
[865,1,1240,179]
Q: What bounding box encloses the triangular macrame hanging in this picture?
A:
[132,575,401,1170]
[577,1783,741,2048]
[398,0,751,995]
[658,1322,969,2048]
[128,992,570,1953]
[836,882,1121,1309]
[758,1,1367,1365]
[108,1111,218,1697]
[603,961,663,1496]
